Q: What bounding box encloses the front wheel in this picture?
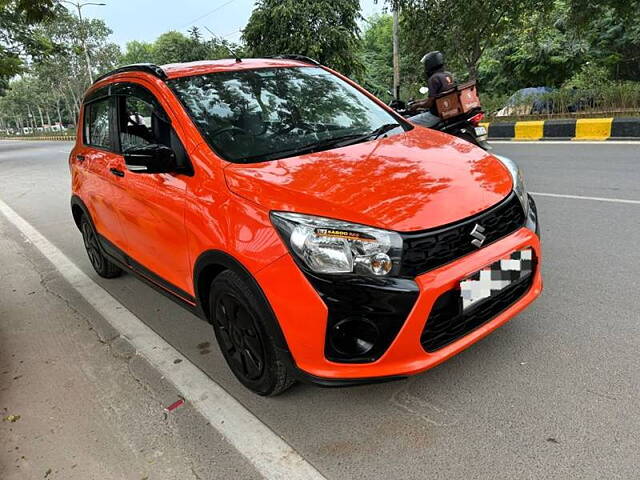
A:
[209,271,294,396]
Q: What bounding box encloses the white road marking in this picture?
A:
[0,198,326,480]
[531,191,640,205]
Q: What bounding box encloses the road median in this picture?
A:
[5,117,640,143]
[481,116,640,141]
[0,135,75,141]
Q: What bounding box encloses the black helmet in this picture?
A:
[421,51,445,75]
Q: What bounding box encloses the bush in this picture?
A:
[563,63,611,90]
[481,92,512,116]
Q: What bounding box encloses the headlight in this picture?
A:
[270,212,403,276]
[495,155,529,216]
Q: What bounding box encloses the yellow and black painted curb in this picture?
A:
[3,117,640,142]
[0,135,75,141]
[480,117,640,141]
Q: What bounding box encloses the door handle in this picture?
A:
[110,168,125,177]
[76,154,85,163]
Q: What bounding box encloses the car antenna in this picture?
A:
[203,26,242,63]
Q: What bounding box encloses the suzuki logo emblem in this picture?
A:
[470,224,486,248]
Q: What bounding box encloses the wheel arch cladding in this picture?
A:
[70,195,91,230]
[193,250,291,353]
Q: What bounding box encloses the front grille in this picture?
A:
[400,193,525,277]
[420,273,533,352]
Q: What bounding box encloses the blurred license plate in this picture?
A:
[460,249,533,310]
[474,126,487,137]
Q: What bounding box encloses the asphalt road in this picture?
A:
[1,140,639,479]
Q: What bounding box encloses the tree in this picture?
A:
[24,11,121,125]
[565,0,639,28]
[567,1,640,82]
[151,31,194,65]
[478,7,587,91]
[242,0,364,77]
[0,0,61,93]
[477,0,640,93]
[120,30,238,67]
[359,14,394,98]
[389,0,553,82]
[120,40,154,65]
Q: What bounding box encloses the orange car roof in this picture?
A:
[92,56,320,85]
[162,58,315,79]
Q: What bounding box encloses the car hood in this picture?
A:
[223,128,513,232]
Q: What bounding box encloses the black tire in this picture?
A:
[80,215,122,279]
[209,270,294,396]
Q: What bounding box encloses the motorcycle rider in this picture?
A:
[409,51,456,127]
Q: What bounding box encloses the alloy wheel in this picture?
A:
[82,221,103,272]
[215,293,266,381]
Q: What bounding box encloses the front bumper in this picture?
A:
[256,224,542,382]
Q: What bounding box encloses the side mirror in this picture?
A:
[123,144,177,174]
[419,86,429,95]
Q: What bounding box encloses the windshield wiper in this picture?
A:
[359,123,403,142]
[317,123,402,151]
[242,133,367,162]
[331,123,403,146]
[241,123,403,163]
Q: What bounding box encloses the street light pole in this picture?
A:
[61,1,106,84]
[392,8,400,100]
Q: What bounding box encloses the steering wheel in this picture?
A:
[209,125,248,138]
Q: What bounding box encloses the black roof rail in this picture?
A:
[267,55,321,66]
[93,63,167,84]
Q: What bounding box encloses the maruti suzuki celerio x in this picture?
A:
[70,57,542,396]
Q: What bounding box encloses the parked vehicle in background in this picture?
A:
[70,57,542,396]
[495,86,602,117]
[496,87,555,117]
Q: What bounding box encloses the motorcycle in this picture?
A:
[389,85,491,150]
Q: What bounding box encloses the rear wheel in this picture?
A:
[80,215,122,279]
[209,270,294,396]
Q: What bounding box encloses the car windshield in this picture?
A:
[168,66,407,163]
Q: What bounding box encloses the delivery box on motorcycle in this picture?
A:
[435,81,481,120]
[458,81,481,111]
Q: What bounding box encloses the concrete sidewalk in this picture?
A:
[0,219,259,479]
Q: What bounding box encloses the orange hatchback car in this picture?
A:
[70,57,542,395]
